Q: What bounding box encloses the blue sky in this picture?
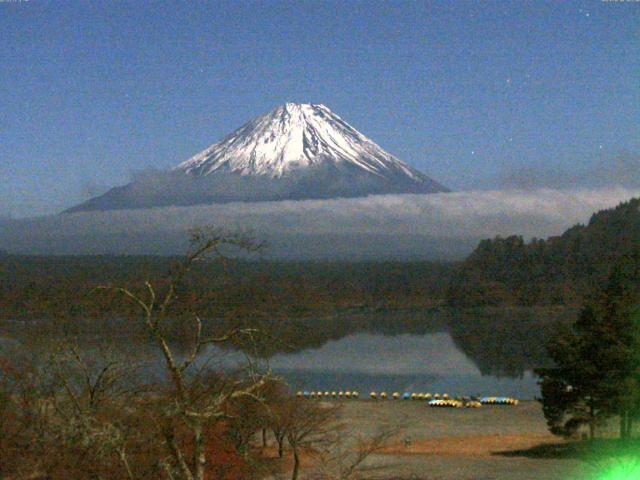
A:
[1,0,638,217]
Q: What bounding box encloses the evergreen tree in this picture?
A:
[536,248,640,439]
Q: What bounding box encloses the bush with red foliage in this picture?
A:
[204,423,249,480]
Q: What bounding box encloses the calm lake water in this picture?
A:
[5,307,570,400]
[253,307,571,399]
[201,329,543,399]
[268,332,541,399]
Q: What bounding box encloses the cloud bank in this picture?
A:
[1,187,637,260]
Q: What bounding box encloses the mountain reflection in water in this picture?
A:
[266,332,542,399]
[202,307,574,399]
[4,307,574,400]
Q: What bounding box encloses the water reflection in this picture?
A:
[258,307,573,376]
[264,332,541,399]
[246,307,575,399]
[269,333,478,376]
[3,307,574,400]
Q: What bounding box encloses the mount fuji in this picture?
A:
[67,103,448,212]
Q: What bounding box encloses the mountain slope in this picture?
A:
[176,103,432,180]
[67,103,448,212]
[447,197,640,307]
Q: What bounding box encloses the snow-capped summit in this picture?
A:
[66,103,448,212]
[175,103,427,182]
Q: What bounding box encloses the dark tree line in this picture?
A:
[0,255,454,324]
[448,198,640,307]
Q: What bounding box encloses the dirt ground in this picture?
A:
[327,400,598,480]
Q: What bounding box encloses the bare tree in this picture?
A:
[45,341,144,480]
[226,392,267,456]
[0,349,47,478]
[283,399,338,480]
[261,381,293,458]
[311,425,402,480]
[98,226,273,480]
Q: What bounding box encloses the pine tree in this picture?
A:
[536,248,640,439]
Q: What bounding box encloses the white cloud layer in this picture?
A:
[1,187,638,259]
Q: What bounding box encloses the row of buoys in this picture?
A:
[428,399,482,408]
[373,392,450,400]
[296,390,450,400]
[428,399,463,408]
[480,397,519,405]
[296,390,360,399]
[295,391,518,406]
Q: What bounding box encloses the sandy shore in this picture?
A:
[381,432,559,457]
[326,400,595,480]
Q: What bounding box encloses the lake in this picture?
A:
[267,332,541,399]
[247,306,572,399]
[3,306,573,401]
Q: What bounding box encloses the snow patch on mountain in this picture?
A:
[175,103,426,181]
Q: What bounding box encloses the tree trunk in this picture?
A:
[119,448,135,480]
[274,431,284,458]
[164,423,194,480]
[262,428,267,448]
[625,411,631,438]
[193,423,206,480]
[291,448,300,480]
[589,404,595,440]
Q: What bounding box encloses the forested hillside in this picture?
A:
[447,197,640,307]
[3,198,638,319]
[0,256,453,324]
